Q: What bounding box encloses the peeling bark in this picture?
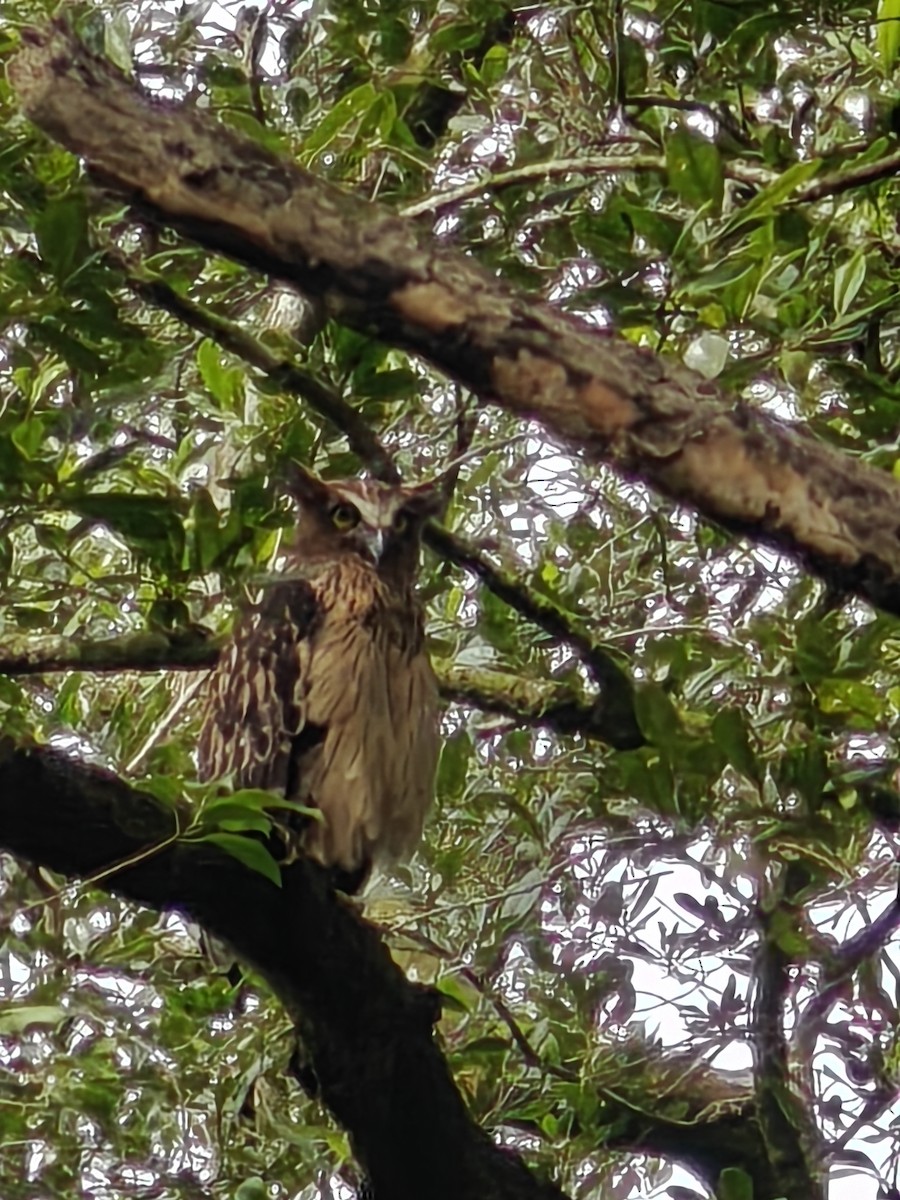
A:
[11,23,900,614]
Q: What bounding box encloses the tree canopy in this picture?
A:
[2,3,900,1199]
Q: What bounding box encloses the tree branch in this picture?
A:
[14,23,900,615]
[127,265,400,485]
[753,903,824,1200]
[0,632,634,747]
[795,147,900,204]
[0,740,568,1200]
[796,891,900,1058]
[423,525,641,747]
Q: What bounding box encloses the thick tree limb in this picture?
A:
[0,630,220,675]
[0,632,633,745]
[13,24,900,615]
[0,740,568,1200]
[0,742,802,1198]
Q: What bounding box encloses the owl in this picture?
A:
[197,467,441,892]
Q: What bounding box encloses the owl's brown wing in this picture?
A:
[197,579,322,796]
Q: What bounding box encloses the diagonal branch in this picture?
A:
[127,266,400,484]
[425,523,638,743]
[121,263,642,748]
[0,740,569,1200]
[13,23,900,615]
[796,891,900,1058]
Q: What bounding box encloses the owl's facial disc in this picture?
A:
[325,484,420,566]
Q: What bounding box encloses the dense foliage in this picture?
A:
[3,2,900,1197]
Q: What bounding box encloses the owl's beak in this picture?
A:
[358,528,386,563]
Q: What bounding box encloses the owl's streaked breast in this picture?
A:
[300,556,439,872]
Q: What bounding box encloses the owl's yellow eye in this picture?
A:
[392,511,410,534]
[330,502,360,530]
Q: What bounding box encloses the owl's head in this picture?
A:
[287,465,442,580]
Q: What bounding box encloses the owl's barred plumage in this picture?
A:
[197,470,441,890]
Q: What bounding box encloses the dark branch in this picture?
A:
[795,146,900,204]
[126,266,400,485]
[0,740,568,1200]
[425,524,641,748]
[796,892,900,1057]
[753,904,824,1200]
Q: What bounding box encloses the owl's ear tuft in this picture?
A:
[401,482,445,520]
[285,462,333,508]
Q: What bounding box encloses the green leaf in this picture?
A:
[479,45,509,88]
[435,974,473,1013]
[11,415,49,461]
[66,493,186,569]
[228,789,323,818]
[666,128,724,214]
[201,833,283,887]
[0,1004,67,1034]
[438,733,472,799]
[721,160,821,237]
[459,1036,510,1057]
[768,909,810,958]
[717,1166,754,1200]
[359,91,397,144]
[104,10,134,75]
[12,605,55,629]
[34,194,90,281]
[634,683,682,748]
[833,251,866,317]
[615,748,677,814]
[199,805,274,835]
[235,1179,269,1200]
[222,111,290,155]
[304,83,378,155]
[712,708,759,783]
[188,487,224,572]
[430,20,485,54]
[878,0,900,72]
[196,339,242,409]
